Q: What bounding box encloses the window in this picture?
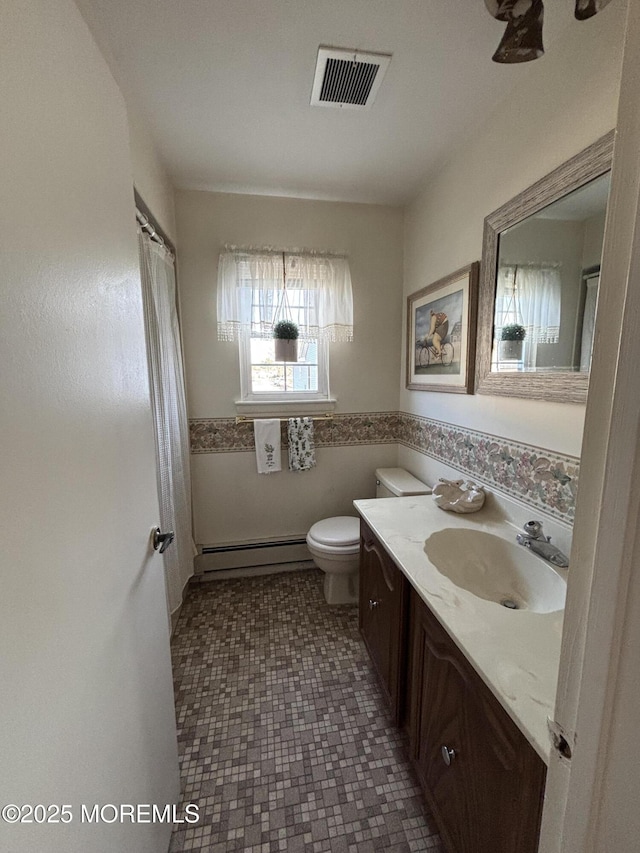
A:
[217,248,353,405]
[239,284,329,401]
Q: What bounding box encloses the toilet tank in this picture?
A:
[375,468,431,498]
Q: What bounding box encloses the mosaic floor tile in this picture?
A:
[169,569,442,852]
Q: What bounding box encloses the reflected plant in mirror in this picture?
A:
[499,323,526,362]
[476,131,614,403]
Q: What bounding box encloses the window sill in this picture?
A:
[234,399,337,418]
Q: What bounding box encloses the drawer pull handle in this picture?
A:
[369,599,379,610]
[441,745,456,766]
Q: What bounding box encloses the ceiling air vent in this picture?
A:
[310,46,392,110]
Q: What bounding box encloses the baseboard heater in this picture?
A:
[195,536,311,574]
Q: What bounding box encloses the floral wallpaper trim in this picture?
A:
[189,411,579,523]
[189,412,400,454]
[398,412,579,524]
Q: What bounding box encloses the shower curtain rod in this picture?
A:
[134,188,175,258]
[136,209,174,257]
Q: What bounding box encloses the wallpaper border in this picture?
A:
[398,412,579,523]
[189,411,579,523]
[189,412,400,454]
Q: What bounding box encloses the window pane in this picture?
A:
[291,365,317,392]
[252,364,285,392]
[251,338,275,362]
[284,365,294,391]
[249,334,319,394]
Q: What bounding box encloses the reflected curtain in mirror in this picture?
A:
[492,263,561,371]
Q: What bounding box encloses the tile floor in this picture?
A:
[169,568,442,852]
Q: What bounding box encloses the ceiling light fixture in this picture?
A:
[485,0,615,64]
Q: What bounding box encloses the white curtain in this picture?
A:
[495,263,562,369]
[217,248,354,343]
[138,230,195,620]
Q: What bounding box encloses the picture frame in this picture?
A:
[406,262,479,394]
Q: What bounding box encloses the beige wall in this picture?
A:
[176,191,403,417]
[582,210,607,269]
[74,0,177,242]
[193,445,398,546]
[402,3,625,459]
[128,105,177,242]
[175,191,403,544]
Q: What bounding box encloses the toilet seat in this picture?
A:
[307,535,359,557]
[307,516,360,552]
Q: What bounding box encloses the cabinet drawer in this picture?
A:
[359,520,408,724]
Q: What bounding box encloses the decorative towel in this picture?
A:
[253,419,282,474]
[287,417,316,472]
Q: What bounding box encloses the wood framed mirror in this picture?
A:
[475,131,614,404]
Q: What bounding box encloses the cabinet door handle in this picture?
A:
[363,539,385,562]
[363,539,396,592]
[441,745,456,766]
[369,599,380,610]
[363,539,383,560]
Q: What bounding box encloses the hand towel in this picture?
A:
[253,419,282,474]
[287,417,316,472]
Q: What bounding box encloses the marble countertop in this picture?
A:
[354,495,565,765]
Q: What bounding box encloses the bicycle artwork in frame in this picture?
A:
[406,262,479,394]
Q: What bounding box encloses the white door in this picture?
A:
[539,2,640,851]
[0,2,179,852]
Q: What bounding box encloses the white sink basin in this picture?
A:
[424,528,566,613]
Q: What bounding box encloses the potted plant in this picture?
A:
[499,323,526,360]
[273,320,299,362]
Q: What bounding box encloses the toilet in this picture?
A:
[307,468,431,605]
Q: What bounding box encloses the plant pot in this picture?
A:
[274,338,298,362]
[499,339,524,361]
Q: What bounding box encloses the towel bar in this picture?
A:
[235,413,333,425]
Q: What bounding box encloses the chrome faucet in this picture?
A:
[516,520,569,568]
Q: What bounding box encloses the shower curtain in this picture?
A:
[138,229,195,621]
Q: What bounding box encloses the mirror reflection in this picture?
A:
[491,171,610,374]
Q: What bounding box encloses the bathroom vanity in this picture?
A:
[355,495,566,853]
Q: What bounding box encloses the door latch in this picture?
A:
[152,527,175,554]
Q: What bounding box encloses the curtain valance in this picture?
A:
[217,248,354,343]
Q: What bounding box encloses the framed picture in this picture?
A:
[406,262,479,394]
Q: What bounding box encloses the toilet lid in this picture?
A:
[309,516,360,547]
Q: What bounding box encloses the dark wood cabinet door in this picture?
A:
[359,520,408,724]
[409,589,546,853]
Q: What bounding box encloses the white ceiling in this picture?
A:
[534,172,611,221]
[77,0,577,206]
